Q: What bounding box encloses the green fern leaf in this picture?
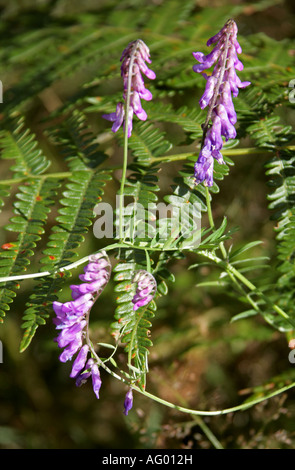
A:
[111,250,157,390]
[0,116,50,177]
[0,178,59,322]
[19,168,111,351]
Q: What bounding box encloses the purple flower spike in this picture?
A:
[132,270,157,311]
[123,388,133,416]
[192,19,250,186]
[53,251,111,391]
[102,39,156,138]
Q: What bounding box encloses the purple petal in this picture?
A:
[56,320,86,348]
[123,388,133,416]
[194,147,214,187]
[133,295,153,311]
[130,92,147,120]
[101,112,117,122]
[199,76,216,109]
[234,39,242,54]
[206,29,224,47]
[212,149,225,164]
[137,56,156,80]
[102,102,125,134]
[75,369,92,387]
[59,336,83,363]
[75,358,94,387]
[192,45,221,72]
[216,104,237,140]
[205,114,223,150]
[85,259,109,272]
[70,344,89,378]
[91,364,102,399]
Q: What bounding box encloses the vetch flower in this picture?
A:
[102,102,124,135]
[102,39,156,138]
[70,344,89,378]
[75,358,95,387]
[132,270,157,311]
[53,251,111,399]
[91,363,102,399]
[123,388,133,416]
[74,358,102,399]
[192,19,251,186]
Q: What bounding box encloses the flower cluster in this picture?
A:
[132,270,157,311]
[53,254,159,415]
[102,39,156,138]
[53,251,111,399]
[192,19,251,186]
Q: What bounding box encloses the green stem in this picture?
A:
[86,315,130,385]
[119,99,130,243]
[205,187,215,230]
[193,415,224,449]
[228,264,295,325]
[149,147,278,165]
[205,187,227,260]
[199,249,295,328]
[0,241,180,284]
[1,238,293,329]
[1,145,293,189]
[145,249,152,273]
[227,263,257,291]
[84,334,295,418]
[82,280,295,419]
[130,380,295,417]
[228,269,261,313]
[0,172,72,186]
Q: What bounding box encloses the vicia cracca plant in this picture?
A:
[53,252,111,398]
[49,24,266,415]
[1,10,295,435]
[53,249,156,413]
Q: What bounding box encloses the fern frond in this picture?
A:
[0,116,50,178]
[265,148,295,326]
[147,102,204,142]
[111,250,156,389]
[11,110,111,349]
[128,121,172,164]
[20,168,112,351]
[0,177,59,322]
[247,116,294,150]
[47,109,107,171]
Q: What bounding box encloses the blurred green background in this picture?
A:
[1,0,295,449]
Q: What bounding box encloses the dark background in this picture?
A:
[0,0,295,449]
